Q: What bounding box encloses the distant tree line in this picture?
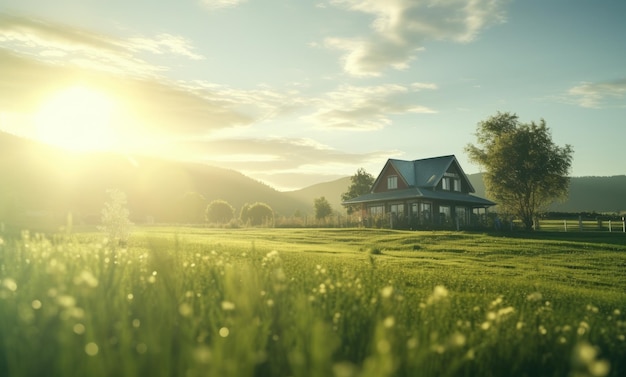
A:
[172,191,344,228]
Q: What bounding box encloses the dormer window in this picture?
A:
[388,175,398,190]
[442,176,461,191]
[442,177,450,190]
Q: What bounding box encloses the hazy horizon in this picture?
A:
[1,0,625,191]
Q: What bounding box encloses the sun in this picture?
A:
[35,86,119,152]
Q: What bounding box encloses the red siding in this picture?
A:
[373,164,408,193]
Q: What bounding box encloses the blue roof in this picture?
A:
[378,155,475,191]
[343,187,495,207]
[344,155,493,207]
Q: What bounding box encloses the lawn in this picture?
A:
[1,227,625,377]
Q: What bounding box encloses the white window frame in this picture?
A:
[390,203,404,215]
[369,205,384,216]
[456,206,467,225]
[442,177,450,190]
[420,202,432,221]
[439,205,451,219]
[453,179,461,192]
[388,175,398,190]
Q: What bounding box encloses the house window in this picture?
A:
[439,205,451,223]
[387,175,398,190]
[390,203,404,216]
[442,177,450,190]
[369,205,384,217]
[456,207,467,225]
[420,203,431,222]
[453,179,461,192]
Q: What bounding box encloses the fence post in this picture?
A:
[623,217,625,233]
[564,219,567,232]
[609,220,612,232]
[579,216,583,231]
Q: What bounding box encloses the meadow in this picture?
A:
[1,227,625,377]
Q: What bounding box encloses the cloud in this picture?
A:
[127,34,204,60]
[566,79,626,108]
[168,137,395,189]
[304,82,437,130]
[187,80,310,122]
[200,0,247,11]
[0,13,203,78]
[326,0,508,76]
[0,50,294,146]
[177,137,387,167]
[0,14,307,145]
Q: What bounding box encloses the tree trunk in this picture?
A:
[522,216,534,231]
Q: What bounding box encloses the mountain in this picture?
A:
[284,176,351,214]
[2,131,624,231]
[467,173,626,213]
[284,172,626,215]
[0,132,311,226]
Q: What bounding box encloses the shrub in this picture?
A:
[206,200,235,224]
[241,202,274,227]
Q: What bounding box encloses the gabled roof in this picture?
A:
[342,187,495,207]
[344,154,494,207]
[372,155,476,192]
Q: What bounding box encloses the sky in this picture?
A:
[1,0,625,191]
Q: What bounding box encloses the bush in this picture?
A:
[206,200,235,224]
[241,202,274,227]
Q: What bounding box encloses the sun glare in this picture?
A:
[35,86,118,152]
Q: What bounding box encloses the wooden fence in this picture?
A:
[527,218,626,233]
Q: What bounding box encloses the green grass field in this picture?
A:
[1,227,625,377]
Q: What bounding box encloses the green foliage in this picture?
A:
[176,192,207,224]
[342,168,375,214]
[466,112,574,230]
[314,196,333,220]
[98,189,132,245]
[1,228,625,377]
[240,202,274,227]
[205,200,235,224]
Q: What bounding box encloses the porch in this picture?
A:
[358,200,492,230]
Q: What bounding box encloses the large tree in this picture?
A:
[314,196,333,221]
[341,168,375,214]
[466,112,573,230]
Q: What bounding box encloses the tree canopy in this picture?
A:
[240,202,274,227]
[314,196,333,220]
[341,168,375,214]
[466,112,573,230]
[205,200,235,224]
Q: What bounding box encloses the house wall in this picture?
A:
[373,164,409,193]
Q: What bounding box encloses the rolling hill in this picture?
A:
[0,132,311,226]
[287,172,626,216]
[2,131,624,230]
[467,173,626,214]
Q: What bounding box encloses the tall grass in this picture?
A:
[1,228,625,376]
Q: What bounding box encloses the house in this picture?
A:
[342,155,495,229]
